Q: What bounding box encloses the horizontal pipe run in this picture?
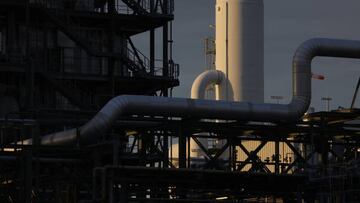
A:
[23,38,360,146]
[0,155,84,163]
[32,95,292,145]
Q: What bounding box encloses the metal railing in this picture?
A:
[28,0,177,78]
[45,46,178,79]
[46,47,106,75]
[154,59,179,79]
[127,44,149,72]
[29,0,174,15]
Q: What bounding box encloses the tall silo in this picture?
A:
[189,0,265,165]
[215,0,264,103]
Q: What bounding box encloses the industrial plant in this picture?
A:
[0,0,359,202]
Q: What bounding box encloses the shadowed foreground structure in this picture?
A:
[0,0,360,202]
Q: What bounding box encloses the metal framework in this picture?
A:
[0,1,360,203]
[1,108,360,202]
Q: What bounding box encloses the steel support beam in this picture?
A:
[237,141,267,171]
[178,126,186,168]
[238,142,271,173]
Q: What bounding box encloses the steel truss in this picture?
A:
[1,109,359,202]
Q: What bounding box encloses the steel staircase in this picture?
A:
[121,0,174,15]
[122,0,149,15]
[27,2,159,109]
[32,4,148,75]
[39,72,94,109]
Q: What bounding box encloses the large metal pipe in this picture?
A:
[25,38,360,146]
[190,70,224,159]
[191,70,224,99]
[292,38,360,113]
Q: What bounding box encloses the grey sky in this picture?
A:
[134,0,360,111]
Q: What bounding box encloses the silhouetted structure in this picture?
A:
[0,1,360,203]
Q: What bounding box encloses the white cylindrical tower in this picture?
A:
[215,0,264,103]
[186,0,265,164]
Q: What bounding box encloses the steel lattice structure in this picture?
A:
[0,1,360,203]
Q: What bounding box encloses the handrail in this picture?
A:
[30,0,178,78]
[29,0,174,15]
[45,46,178,78]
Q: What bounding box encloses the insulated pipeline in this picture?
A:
[24,38,360,146]
[191,70,224,99]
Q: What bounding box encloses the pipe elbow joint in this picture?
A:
[191,70,225,99]
[287,96,311,121]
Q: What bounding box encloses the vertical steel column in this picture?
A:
[32,123,40,200]
[7,10,16,55]
[140,133,147,166]
[26,59,34,108]
[101,168,107,202]
[168,21,174,77]
[232,142,237,171]
[163,130,169,168]
[92,168,100,201]
[320,117,329,171]
[162,0,169,96]
[228,141,232,170]
[351,77,360,109]
[108,170,114,203]
[25,1,30,58]
[113,134,120,165]
[107,0,117,96]
[187,135,190,167]
[20,148,32,203]
[161,1,170,170]
[108,0,116,14]
[178,126,186,168]
[237,139,242,171]
[150,0,155,76]
[150,30,155,76]
[275,140,280,173]
[108,21,117,96]
[234,141,238,171]
[229,137,236,170]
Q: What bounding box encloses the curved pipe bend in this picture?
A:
[30,38,360,146]
[289,38,360,118]
[191,70,224,99]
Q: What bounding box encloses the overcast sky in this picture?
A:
[134,0,360,111]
